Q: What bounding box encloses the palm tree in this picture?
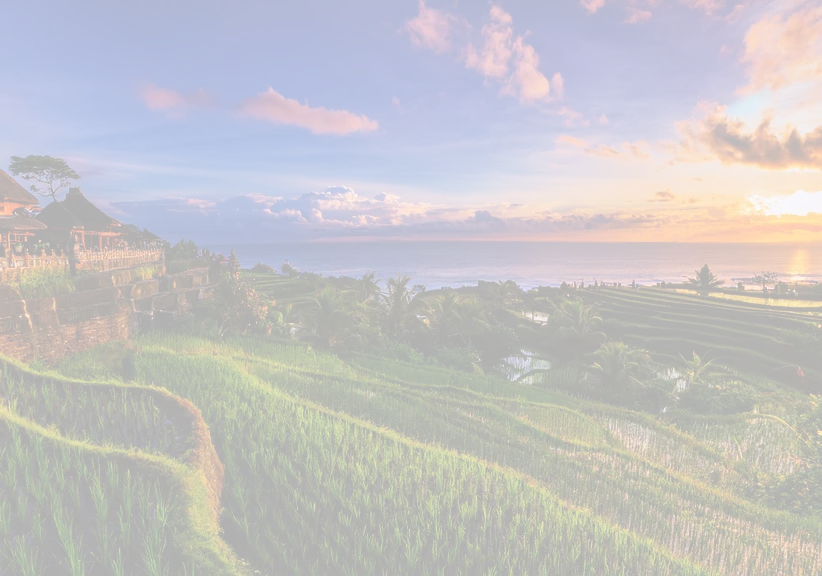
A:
[549,299,606,358]
[688,264,723,294]
[456,297,490,345]
[356,272,381,303]
[384,275,413,338]
[584,341,649,394]
[488,280,521,310]
[680,351,715,387]
[301,286,360,350]
[423,290,463,346]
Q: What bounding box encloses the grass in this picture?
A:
[50,331,822,575]
[3,282,821,575]
[9,268,75,300]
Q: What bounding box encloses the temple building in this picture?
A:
[0,169,39,215]
[37,187,124,251]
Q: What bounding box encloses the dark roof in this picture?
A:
[63,188,121,231]
[141,228,162,242]
[0,170,39,205]
[36,201,84,229]
[0,214,48,231]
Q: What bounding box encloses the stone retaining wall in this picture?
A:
[0,268,211,363]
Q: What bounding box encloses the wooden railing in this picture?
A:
[0,248,164,282]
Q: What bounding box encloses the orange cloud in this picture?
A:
[580,0,607,14]
[741,6,822,93]
[651,189,677,202]
[241,88,379,135]
[465,6,513,79]
[625,8,652,23]
[556,135,650,159]
[674,102,822,169]
[405,0,456,54]
[556,134,588,147]
[139,84,211,116]
[407,4,561,103]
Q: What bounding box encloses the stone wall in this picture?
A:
[0,267,211,364]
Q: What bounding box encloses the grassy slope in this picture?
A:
[0,358,243,576]
[582,287,822,388]
[57,332,822,576]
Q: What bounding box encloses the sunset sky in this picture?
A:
[1,0,821,242]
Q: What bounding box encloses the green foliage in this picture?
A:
[431,345,482,372]
[9,155,80,201]
[10,268,75,300]
[584,341,651,392]
[481,279,522,310]
[212,276,271,337]
[544,298,606,360]
[688,264,724,292]
[163,239,200,262]
[384,340,426,364]
[298,286,362,350]
[679,379,758,414]
[471,320,522,367]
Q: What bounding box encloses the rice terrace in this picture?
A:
[2,235,822,575]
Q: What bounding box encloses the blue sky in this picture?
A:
[2,0,821,242]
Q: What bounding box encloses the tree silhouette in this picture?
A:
[9,155,80,202]
[688,264,723,294]
[548,299,606,359]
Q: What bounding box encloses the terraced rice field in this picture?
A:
[581,287,822,390]
[51,331,822,576]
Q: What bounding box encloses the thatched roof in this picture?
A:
[0,214,48,231]
[0,170,39,205]
[36,201,84,230]
[63,188,121,231]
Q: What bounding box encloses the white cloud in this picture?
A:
[749,190,822,216]
[405,0,455,53]
[139,84,211,117]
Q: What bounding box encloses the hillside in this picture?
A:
[2,266,822,575]
[31,323,818,576]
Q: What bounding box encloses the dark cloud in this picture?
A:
[651,189,677,202]
[678,104,822,169]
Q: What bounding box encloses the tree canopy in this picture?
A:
[688,264,724,292]
[8,155,81,202]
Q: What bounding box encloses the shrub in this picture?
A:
[432,346,482,373]
[678,379,757,414]
[472,322,521,367]
[250,263,275,274]
[11,268,75,300]
[207,273,273,334]
[385,340,425,364]
[164,238,200,261]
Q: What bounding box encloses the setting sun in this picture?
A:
[750,190,822,217]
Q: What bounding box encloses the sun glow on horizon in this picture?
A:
[749,190,822,217]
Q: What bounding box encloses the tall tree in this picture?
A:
[487,280,521,310]
[688,264,724,294]
[9,155,80,202]
[548,299,606,359]
[356,272,381,303]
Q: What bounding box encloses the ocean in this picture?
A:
[207,241,822,290]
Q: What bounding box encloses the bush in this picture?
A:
[473,323,520,367]
[432,346,482,373]
[678,379,757,414]
[206,273,273,334]
[164,238,200,261]
[250,263,276,274]
[384,340,425,364]
[11,268,75,300]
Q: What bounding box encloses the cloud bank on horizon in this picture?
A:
[1,0,821,242]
